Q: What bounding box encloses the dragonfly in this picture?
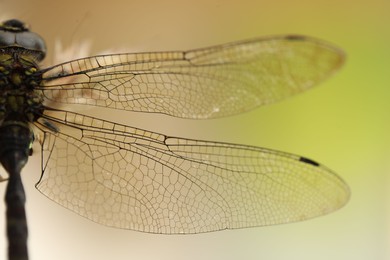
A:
[0,19,349,260]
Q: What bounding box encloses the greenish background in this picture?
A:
[0,0,388,259]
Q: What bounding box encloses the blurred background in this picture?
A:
[0,0,388,259]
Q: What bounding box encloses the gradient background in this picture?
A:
[0,0,389,259]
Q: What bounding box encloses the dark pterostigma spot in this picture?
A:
[285,35,306,41]
[299,157,320,167]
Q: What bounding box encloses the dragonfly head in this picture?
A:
[0,19,47,61]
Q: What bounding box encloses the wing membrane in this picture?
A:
[34,110,349,234]
[38,36,344,119]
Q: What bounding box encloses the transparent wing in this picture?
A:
[34,110,349,234]
[38,36,344,119]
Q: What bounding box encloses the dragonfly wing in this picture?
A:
[34,110,349,234]
[39,36,344,119]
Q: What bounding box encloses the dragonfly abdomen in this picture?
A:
[0,122,32,260]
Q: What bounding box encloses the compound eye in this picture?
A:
[0,19,46,61]
[16,31,47,60]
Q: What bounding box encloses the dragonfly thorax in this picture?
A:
[0,53,44,123]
